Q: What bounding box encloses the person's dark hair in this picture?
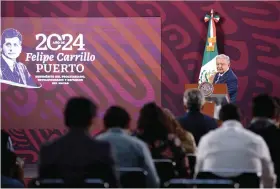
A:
[252,94,276,119]
[137,102,169,143]
[219,103,241,121]
[183,89,205,111]
[64,97,97,129]
[1,28,22,47]
[103,106,131,129]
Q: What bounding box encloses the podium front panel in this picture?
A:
[202,102,215,117]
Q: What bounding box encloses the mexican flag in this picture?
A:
[198,9,220,84]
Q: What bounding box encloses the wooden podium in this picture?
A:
[185,84,230,118]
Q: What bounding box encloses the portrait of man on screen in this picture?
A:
[0,28,38,88]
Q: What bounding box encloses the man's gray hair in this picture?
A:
[183,89,205,110]
[216,54,230,64]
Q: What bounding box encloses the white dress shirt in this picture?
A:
[195,120,276,188]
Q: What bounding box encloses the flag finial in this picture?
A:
[211,9,214,17]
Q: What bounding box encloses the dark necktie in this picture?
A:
[215,74,222,84]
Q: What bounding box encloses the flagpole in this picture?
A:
[198,9,220,84]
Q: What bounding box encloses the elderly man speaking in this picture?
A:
[213,54,238,103]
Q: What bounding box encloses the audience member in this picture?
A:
[136,102,189,177]
[163,108,196,154]
[248,94,278,129]
[5,92,279,188]
[248,94,280,187]
[1,150,24,188]
[96,106,160,187]
[1,129,14,152]
[177,89,217,145]
[38,97,119,187]
[195,103,276,188]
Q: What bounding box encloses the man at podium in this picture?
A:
[213,54,238,103]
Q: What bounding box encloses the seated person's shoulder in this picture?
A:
[248,120,279,131]
[203,114,218,128]
[129,133,153,151]
[115,133,150,153]
[95,131,109,140]
[203,114,213,119]
[89,138,112,151]
[94,138,110,146]
[203,114,217,122]
[130,135,149,149]
[243,128,267,142]
[1,176,24,188]
[40,135,62,148]
[94,129,107,137]
[176,115,186,123]
[40,133,69,152]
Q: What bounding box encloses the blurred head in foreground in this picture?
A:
[219,103,241,122]
[64,97,97,132]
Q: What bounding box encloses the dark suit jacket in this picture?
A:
[177,111,218,145]
[213,68,238,103]
[38,129,119,187]
[1,57,36,87]
[247,119,280,188]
